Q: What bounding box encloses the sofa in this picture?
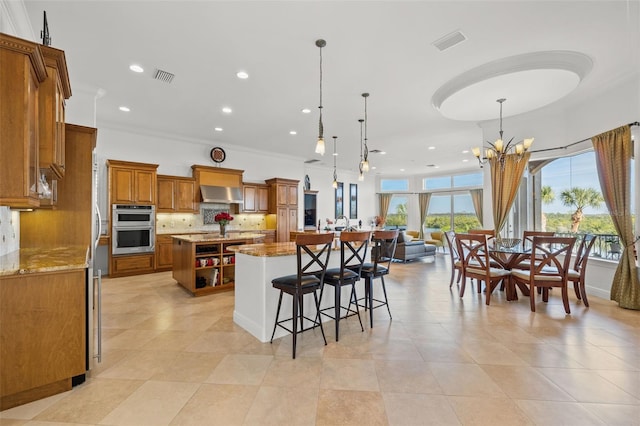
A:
[393,231,437,262]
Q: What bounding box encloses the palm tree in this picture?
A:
[540,185,555,231]
[560,187,604,233]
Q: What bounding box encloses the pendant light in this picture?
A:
[332,136,338,188]
[358,119,365,181]
[315,39,327,155]
[361,93,370,172]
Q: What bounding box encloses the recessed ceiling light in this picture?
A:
[371,166,377,170]
[379,151,386,155]
[428,146,436,150]
[129,64,144,73]
[301,108,311,114]
[400,169,405,172]
[222,107,232,114]
[236,71,249,79]
[289,130,297,135]
[462,159,469,162]
[462,149,469,154]
[119,106,130,112]
[214,127,223,132]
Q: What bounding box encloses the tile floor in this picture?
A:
[1,255,639,425]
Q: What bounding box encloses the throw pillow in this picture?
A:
[404,232,414,242]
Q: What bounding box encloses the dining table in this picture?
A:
[488,242,532,301]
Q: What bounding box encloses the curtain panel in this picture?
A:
[490,152,530,237]
[469,189,484,227]
[378,193,393,226]
[418,193,432,239]
[592,125,639,310]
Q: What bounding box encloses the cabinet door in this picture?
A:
[256,186,269,212]
[243,185,256,212]
[157,177,175,211]
[288,208,298,234]
[276,207,289,242]
[111,168,135,204]
[156,236,173,269]
[276,184,288,207]
[135,170,155,204]
[175,179,196,212]
[287,184,298,206]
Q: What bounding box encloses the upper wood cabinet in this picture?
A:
[242,183,269,213]
[266,178,299,213]
[157,175,197,212]
[38,45,71,179]
[107,160,158,205]
[0,33,48,208]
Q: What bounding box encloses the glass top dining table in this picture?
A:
[488,243,532,300]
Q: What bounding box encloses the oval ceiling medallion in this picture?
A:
[432,51,593,121]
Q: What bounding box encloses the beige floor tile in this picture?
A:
[538,368,638,404]
[448,395,533,425]
[169,384,258,426]
[320,358,380,391]
[261,357,323,388]
[514,399,607,425]
[96,350,179,380]
[594,370,640,399]
[429,363,505,397]
[98,380,199,426]
[581,402,640,425]
[480,365,574,401]
[33,378,143,424]
[0,392,71,420]
[368,337,424,360]
[551,343,638,371]
[316,389,387,426]
[140,329,204,352]
[184,330,255,353]
[24,421,96,425]
[103,328,164,350]
[375,360,442,394]
[507,343,585,368]
[205,354,273,385]
[0,420,26,425]
[151,352,225,382]
[460,340,528,366]
[382,393,460,425]
[413,340,475,364]
[244,385,318,426]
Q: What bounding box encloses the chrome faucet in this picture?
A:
[338,215,358,232]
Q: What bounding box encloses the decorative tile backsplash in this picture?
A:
[156,210,269,234]
[0,207,20,256]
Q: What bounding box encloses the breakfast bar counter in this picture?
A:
[229,240,347,342]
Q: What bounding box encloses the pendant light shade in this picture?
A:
[315,39,327,155]
[361,93,370,172]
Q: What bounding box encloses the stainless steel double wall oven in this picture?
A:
[111,204,156,255]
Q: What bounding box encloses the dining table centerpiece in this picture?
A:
[215,212,234,236]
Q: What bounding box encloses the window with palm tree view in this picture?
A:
[539,150,635,260]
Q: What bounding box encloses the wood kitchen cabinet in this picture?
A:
[242,183,269,213]
[155,234,174,271]
[107,159,158,205]
[157,175,197,213]
[0,33,48,208]
[38,45,71,179]
[0,268,86,410]
[266,178,299,242]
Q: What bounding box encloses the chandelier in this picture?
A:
[332,136,338,188]
[361,93,370,172]
[315,39,327,155]
[358,119,365,181]
[472,98,534,168]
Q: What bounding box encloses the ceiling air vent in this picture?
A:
[304,159,320,164]
[154,69,175,83]
[433,30,466,52]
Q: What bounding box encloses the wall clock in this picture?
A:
[210,147,226,163]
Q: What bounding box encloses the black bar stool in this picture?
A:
[354,229,398,328]
[270,232,334,359]
[317,230,370,342]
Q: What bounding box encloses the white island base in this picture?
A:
[231,242,353,343]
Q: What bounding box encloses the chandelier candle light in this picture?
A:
[472,98,534,168]
[315,39,327,155]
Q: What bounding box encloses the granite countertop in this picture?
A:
[229,241,341,257]
[157,229,276,235]
[171,233,266,243]
[0,246,89,276]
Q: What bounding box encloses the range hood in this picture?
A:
[200,185,243,204]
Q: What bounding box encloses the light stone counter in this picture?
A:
[171,233,265,243]
[0,246,89,276]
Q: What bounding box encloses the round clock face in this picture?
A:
[210,147,226,163]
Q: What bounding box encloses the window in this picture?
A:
[385,195,408,227]
[423,172,483,232]
[381,179,409,192]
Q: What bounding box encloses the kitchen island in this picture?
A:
[229,240,350,342]
[172,233,264,296]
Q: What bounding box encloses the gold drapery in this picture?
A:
[378,193,393,225]
[592,125,639,310]
[469,189,484,227]
[490,152,530,237]
[418,192,432,239]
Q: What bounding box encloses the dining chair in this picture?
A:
[353,229,398,328]
[455,233,511,305]
[511,236,576,314]
[444,231,463,288]
[512,230,556,270]
[468,229,496,243]
[318,230,370,341]
[270,232,334,358]
[569,234,597,307]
